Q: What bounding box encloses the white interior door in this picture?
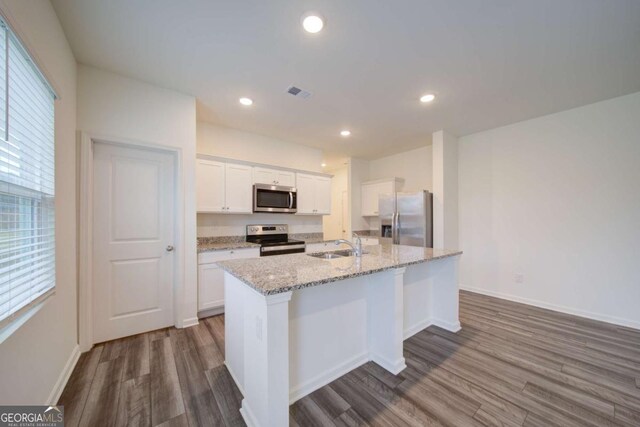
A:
[92,142,176,343]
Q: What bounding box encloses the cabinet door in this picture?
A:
[315,176,332,215]
[276,170,296,187]
[196,159,225,212]
[253,167,277,185]
[295,173,316,214]
[225,163,253,213]
[198,263,225,311]
[361,183,378,216]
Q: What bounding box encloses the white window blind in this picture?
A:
[0,18,56,329]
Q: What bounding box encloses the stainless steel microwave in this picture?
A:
[253,184,297,213]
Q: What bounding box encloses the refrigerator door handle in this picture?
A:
[391,212,399,245]
[391,212,396,244]
[394,212,400,244]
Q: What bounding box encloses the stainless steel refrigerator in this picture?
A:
[379,191,433,247]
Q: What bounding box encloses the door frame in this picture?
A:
[78,132,185,351]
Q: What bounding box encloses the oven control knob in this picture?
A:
[278,226,284,231]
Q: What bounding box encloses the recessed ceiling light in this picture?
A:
[239,97,253,106]
[321,163,327,167]
[340,130,351,137]
[302,14,324,33]
[420,94,436,103]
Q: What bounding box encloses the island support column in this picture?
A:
[367,267,407,374]
[239,288,293,427]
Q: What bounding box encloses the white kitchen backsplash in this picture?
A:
[197,213,324,237]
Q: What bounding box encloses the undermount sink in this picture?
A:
[307,249,366,259]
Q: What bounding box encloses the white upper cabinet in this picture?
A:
[224,163,253,213]
[295,173,316,214]
[197,156,332,215]
[253,167,296,187]
[196,159,225,213]
[361,178,404,216]
[296,173,332,215]
[315,176,332,215]
[196,159,252,213]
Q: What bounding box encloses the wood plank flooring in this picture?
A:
[59,291,640,426]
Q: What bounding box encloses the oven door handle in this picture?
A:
[261,243,306,253]
[289,191,293,209]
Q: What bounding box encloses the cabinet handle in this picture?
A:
[230,251,234,254]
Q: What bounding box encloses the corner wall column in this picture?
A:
[239,289,292,427]
[432,130,459,250]
[367,267,407,374]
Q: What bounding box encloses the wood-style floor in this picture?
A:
[59,291,640,426]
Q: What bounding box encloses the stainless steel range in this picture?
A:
[246,224,306,257]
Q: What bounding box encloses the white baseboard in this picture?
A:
[180,317,199,328]
[240,400,258,427]
[225,361,244,397]
[47,344,80,405]
[288,351,369,404]
[431,318,462,332]
[460,285,640,330]
[403,317,461,340]
[370,353,406,375]
[198,306,224,319]
[403,319,432,340]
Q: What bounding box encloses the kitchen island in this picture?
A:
[218,244,462,426]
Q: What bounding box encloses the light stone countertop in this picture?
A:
[217,244,462,295]
[197,242,260,253]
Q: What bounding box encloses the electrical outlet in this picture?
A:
[514,273,524,284]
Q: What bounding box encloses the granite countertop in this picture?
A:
[217,244,462,295]
[197,231,381,253]
[298,230,380,244]
[197,242,260,252]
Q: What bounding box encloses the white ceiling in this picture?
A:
[52,0,640,163]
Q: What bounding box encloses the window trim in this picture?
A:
[0,14,57,338]
[0,289,54,344]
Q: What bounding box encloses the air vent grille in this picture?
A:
[286,85,312,99]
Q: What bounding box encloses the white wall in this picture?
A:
[369,146,432,192]
[0,0,77,404]
[198,213,322,237]
[323,166,348,240]
[459,91,640,328]
[197,122,326,236]
[77,65,198,327]
[198,122,324,172]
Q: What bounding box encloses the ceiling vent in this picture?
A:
[286,85,312,99]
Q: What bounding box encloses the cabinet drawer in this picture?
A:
[198,247,259,264]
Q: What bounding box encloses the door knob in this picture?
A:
[166,245,175,252]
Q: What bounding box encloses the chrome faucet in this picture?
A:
[335,233,363,257]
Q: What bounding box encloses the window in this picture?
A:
[0,18,56,330]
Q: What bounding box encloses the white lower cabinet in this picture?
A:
[198,247,259,312]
